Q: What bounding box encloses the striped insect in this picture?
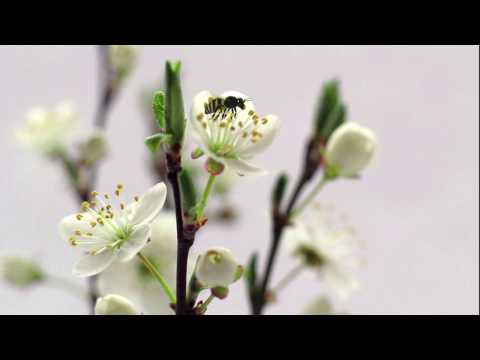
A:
[204,95,251,120]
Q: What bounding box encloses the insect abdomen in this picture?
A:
[204,98,224,114]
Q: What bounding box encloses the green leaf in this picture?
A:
[165,60,186,145]
[152,91,165,129]
[245,253,258,289]
[314,80,340,136]
[144,133,173,153]
[321,102,347,141]
[179,168,197,214]
[272,173,289,210]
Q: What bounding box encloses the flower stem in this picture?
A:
[290,177,329,220]
[198,294,215,314]
[271,263,305,294]
[195,175,216,220]
[137,252,176,304]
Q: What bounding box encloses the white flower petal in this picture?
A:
[237,115,280,159]
[195,247,239,288]
[223,158,267,176]
[95,294,139,315]
[325,122,376,176]
[73,250,117,278]
[129,182,167,226]
[117,225,150,262]
[191,91,214,146]
[59,213,102,242]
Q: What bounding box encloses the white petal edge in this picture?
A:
[130,182,167,226]
[237,114,280,159]
[73,250,117,278]
[224,158,267,176]
[117,225,151,262]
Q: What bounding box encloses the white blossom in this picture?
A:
[59,182,167,278]
[95,294,139,315]
[284,205,360,300]
[325,122,376,177]
[195,247,242,288]
[191,91,280,176]
[15,101,76,156]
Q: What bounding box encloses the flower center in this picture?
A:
[68,184,140,253]
[196,98,270,158]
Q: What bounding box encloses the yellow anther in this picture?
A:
[254,119,259,125]
[115,190,120,197]
[106,205,112,210]
[74,230,82,236]
[90,221,97,228]
[248,110,254,116]
[238,121,244,128]
[86,232,93,237]
[68,237,77,246]
[104,194,110,199]
[219,122,227,128]
[76,214,83,221]
[242,132,248,138]
[97,218,104,226]
[116,184,124,190]
[253,115,259,120]
[81,201,90,210]
[120,203,125,210]
[134,196,139,202]
[262,118,268,125]
[202,122,207,129]
[230,126,236,131]
[197,113,204,121]
[91,191,99,198]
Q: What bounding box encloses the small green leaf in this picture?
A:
[152,91,165,129]
[165,60,186,146]
[321,103,347,141]
[144,133,173,153]
[314,80,339,135]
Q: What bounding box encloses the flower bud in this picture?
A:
[195,247,240,288]
[0,257,44,288]
[303,296,334,315]
[324,122,376,177]
[78,132,107,166]
[109,45,137,82]
[95,294,139,315]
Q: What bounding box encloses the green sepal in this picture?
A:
[191,147,205,159]
[152,91,165,129]
[165,61,186,146]
[211,286,229,300]
[234,265,244,282]
[144,133,173,153]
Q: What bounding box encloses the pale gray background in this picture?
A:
[0,45,478,315]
